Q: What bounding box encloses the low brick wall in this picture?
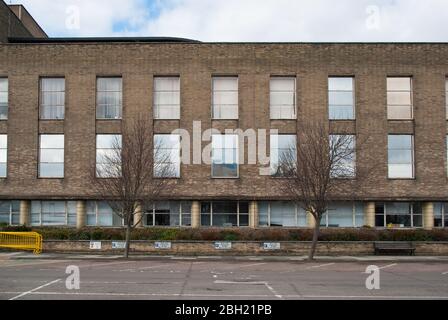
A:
[42,241,448,256]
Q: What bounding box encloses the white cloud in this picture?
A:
[10,0,448,41]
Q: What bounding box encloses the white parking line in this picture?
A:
[213,280,282,299]
[379,263,397,270]
[306,263,335,270]
[238,263,267,268]
[442,271,448,275]
[9,279,61,301]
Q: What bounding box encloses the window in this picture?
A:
[434,203,448,228]
[258,201,306,227]
[375,202,422,228]
[96,134,122,178]
[388,135,414,179]
[39,134,64,178]
[31,201,76,226]
[0,201,19,225]
[328,77,354,120]
[270,134,296,176]
[154,134,180,178]
[97,77,122,119]
[200,201,248,227]
[330,135,356,178]
[0,134,6,178]
[153,77,180,119]
[144,201,190,227]
[211,134,238,178]
[212,77,238,119]
[0,78,7,120]
[40,78,65,119]
[387,77,413,120]
[446,79,448,119]
[320,202,363,227]
[270,77,296,119]
[86,201,122,227]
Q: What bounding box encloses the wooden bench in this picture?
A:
[374,241,416,256]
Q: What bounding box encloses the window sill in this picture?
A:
[211,176,239,179]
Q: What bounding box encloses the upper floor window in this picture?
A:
[387,77,413,120]
[0,134,6,178]
[96,134,122,178]
[212,77,238,119]
[270,77,296,119]
[445,78,448,119]
[40,78,65,120]
[270,134,296,177]
[97,77,122,119]
[0,78,7,120]
[330,134,356,178]
[153,77,180,119]
[39,134,64,178]
[154,134,180,178]
[211,134,238,178]
[328,77,354,120]
[388,135,414,179]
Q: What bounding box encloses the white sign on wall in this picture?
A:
[89,241,102,250]
[112,241,126,249]
[263,242,281,250]
[214,242,232,250]
[154,241,172,249]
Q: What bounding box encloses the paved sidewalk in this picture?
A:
[2,251,448,262]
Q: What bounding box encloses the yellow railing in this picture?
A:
[0,232,43,254]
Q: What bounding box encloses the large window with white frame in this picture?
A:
[39,134,64,178]
[0,201,19,225]
[31,201,76,226]
[144,201,191,227]
[153,76,180,119]
[259,201,306,227]
[212,76,238,119]
[270,77,296,119]
[375,202,422,228]
[154,134,180,178]
[200,201,248,227]
[86,201,122,227]
[434,203,448,228]
[445,79,448,119]
[0,78,7,120]
[387,77,413,120]
[270,134,296,177]
[96,134,122,178]
[40,78,65,120]
[320,202,364,227]
[388,135,414,179]
[330,134,356,178]
[0,134,6,178]
[328,77,355,120]
[211,134,238,178]
[96,77,122,119]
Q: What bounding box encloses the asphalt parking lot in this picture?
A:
[1,253,448,300]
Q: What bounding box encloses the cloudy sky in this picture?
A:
[8,0,448,42]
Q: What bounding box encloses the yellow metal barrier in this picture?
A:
[0,232,43,254]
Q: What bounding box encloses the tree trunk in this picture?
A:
[124,220,131,259]
[308,216,321,261]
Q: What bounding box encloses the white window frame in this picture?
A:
[388,134,415,179]
[328,77,355,120]
[31,201,76,226]
[270,76,297,120]
[270,134,297,177]
[211,76,239,120]
[153,76,181,120]
[39,134,64,178]
[330,134,356,179]
[153,134,181,178]
[144,201,191,227]
[96,134,122,178]
[0,134,7,178]
[200,201,248,227]
[96,77,123,120]
[0,78,8,120]
[211,134,239,178]
[39,77,65,120]
[86,201,124,227]
[387,77,413,120]
[0,201,19,226]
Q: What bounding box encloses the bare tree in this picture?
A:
[91,117,174,258]
[277,122,369,260]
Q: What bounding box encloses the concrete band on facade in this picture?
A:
[0,2,447,231]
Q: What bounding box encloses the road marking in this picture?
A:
[379,263,397,270]
[442,271,448,275]
[306,263,335,270]
[0,260,71,268]
[238,263,267,268]
[213,280,282,299]
[8,279,61,301]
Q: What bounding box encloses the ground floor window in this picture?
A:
[321,202,364,227]
[0,201,19,225]
[201,201,248,227]
[375,202,422,228]
[31,201,77,226]
[259,201,306,227]
[86,201,122,227]
[144,201,191,227]
[434,203,448,228]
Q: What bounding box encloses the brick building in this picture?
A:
[0,1,447,230]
